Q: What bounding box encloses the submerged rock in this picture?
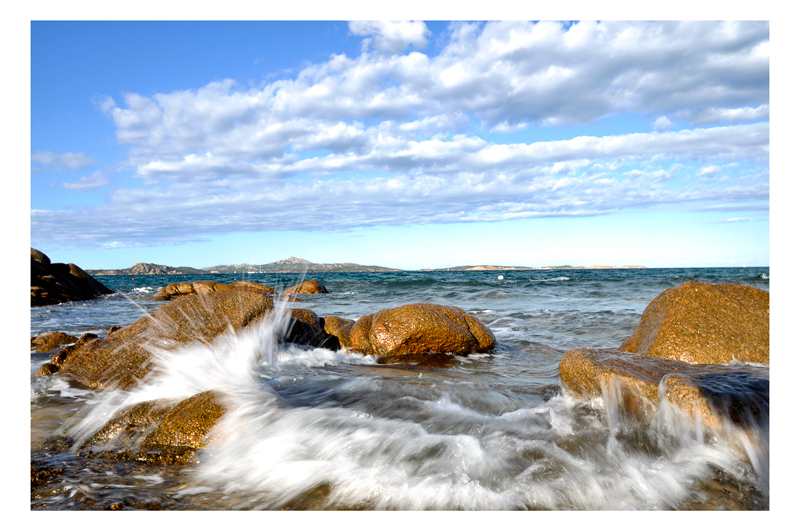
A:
[37,290,274,389]
[85,390,226,456]
[31,331,78,352]
[333,303,495,363]
[31,248,114,307]
[153,280,276,301]
[559,347,768,430]
[619,281,769,365]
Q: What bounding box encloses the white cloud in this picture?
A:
[653,117,674,132]
[32,151,95,171]
[63,171,110,190]
[33,21,769,251]
[678,104,769,126]
[349,21,430,54]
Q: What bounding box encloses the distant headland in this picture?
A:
[87,257,403,275]
[87,257,646,275]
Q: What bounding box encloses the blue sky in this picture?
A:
[29,18,771,270]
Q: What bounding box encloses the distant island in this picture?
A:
[89,257,403,275]
[204,257,402,273]
[87,257,647,276]
[86,263,208,276]
[420,265,647,271]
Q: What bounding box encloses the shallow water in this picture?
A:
[31,268,769,510]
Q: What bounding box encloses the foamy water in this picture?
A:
[31,268,770,510]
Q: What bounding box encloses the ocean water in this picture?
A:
[30,267,770,510]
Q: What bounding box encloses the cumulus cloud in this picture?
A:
[349,21,430,54]
[653,117,674,132]
[63,171,110,190]
[32,151,95,171]
[32,21,770,251]
[679,104,770,126]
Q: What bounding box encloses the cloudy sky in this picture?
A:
[30,18,770,269]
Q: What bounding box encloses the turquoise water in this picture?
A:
[30,268,769,510]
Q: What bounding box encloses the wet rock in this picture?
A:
[153,280,275,301]
[85,390,226,454]
[559,347,769,430]
[31,248,114,307]
[31,331,78,352]
[38,290,274,389]
[282,279,329,295]
[285,309,341,350]
[321,316,355,349]
[619,281,769,365]
[342,303,495,363]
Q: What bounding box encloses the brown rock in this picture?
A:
[559,347,769,430]
[321,316,355,349]
[84,390,226,457]
[283,279,329,295]
[154,280,276,301]
[31,248,114,307]
[31,331,78,352]
[40,290,274,389]
[343,303,495,362]
[619,281,769,365]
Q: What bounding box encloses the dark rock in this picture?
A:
[37,290,274,389]
[285,309,340,350]
[340,303,495,363]
[559,347,768,430]
[619,281,769,365]
[31,248,114,307]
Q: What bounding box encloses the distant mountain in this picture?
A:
[203,256,403,273]
[86,263,209,276]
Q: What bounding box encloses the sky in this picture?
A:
[28,16,772,270]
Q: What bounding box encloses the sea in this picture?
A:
[30,267,770,510]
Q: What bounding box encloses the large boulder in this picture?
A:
[559,347,768,430]
[153,280,276,301]
[329,303,495,363]
[619,281,769,365]
[36,290,274,389]
[31,248,114,307]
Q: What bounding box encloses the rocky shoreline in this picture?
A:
[31,259,769,508]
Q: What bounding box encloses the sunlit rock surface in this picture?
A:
[36,291,274,389]
[619,281,769,365]
[559,347,768,430]
[343,303,495,363]
[154,280,276,301]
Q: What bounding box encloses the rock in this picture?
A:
[284,309,341,350]
[559,347,768,430]
[31,248,114,307]
[38,290,274,389]
[153,280,275,301]
[83,390,226,461]
[339,303,495,362]
[31,331,78,352]
[619,281,769,365]
[321,316,356,349]
[282,279,329,295]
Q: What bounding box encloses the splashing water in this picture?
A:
[31,268,769,510]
